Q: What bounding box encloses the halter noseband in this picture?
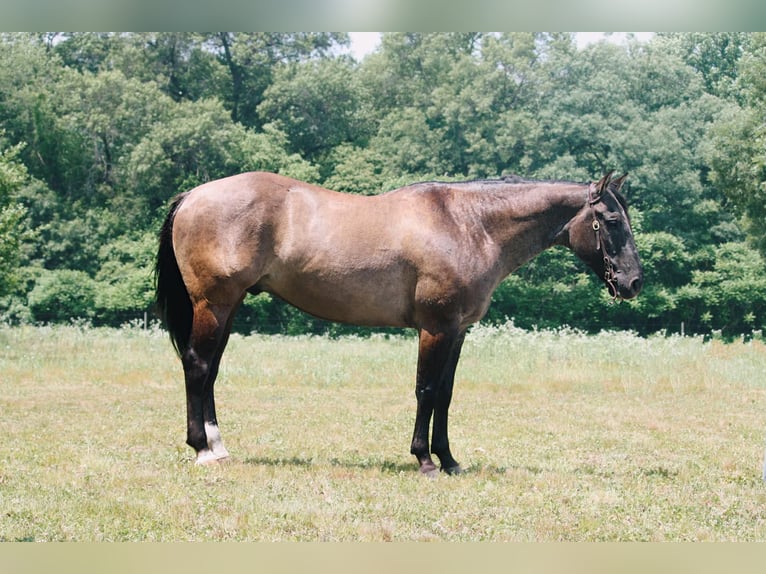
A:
[587,186,619,301]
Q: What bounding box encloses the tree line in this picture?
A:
[1,32,765,338]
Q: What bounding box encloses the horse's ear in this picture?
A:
[592,170,614,197]
[610,172,628,193]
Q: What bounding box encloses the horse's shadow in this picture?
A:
[238,456,682,480]
[243,455,416,474]
[241,455,541,476]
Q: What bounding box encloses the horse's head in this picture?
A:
[569,172,643,300]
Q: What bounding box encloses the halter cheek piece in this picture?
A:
[588,187,619,301]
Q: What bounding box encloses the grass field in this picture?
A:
[1,322,765,541]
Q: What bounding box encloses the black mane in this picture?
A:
[409,174,588,188]
[406,173,629,210]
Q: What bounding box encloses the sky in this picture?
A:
[347,32,655,61]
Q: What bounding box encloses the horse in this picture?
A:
[155,170,643,476]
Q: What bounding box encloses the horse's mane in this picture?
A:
[498,174,629,209]
[499,174,586,186]
[405,173,630,211]
[407,174,589,190]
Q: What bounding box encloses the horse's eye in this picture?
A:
[604,215,620,226]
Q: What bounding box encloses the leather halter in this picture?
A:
[588,186,619,300]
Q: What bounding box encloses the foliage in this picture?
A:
[676,243,766,335]
[0,32,764,338]
[257,57,372,169]
[702,34,766,254]
[93,232,156,325]
[0,138,31,295]
[27,269,97,322]
[125,98,310,215]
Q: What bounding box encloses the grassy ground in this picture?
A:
[1,322,765,541]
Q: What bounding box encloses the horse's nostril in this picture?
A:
[630,277,643,296]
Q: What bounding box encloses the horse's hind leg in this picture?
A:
[183,298,242,465]
[200,321,235,462]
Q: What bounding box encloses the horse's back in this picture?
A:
[171,172,431,325]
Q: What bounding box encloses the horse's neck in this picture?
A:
[479,183,587,274]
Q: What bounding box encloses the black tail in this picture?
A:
[154,193,192,357]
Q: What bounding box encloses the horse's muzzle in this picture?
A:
[613,271,643,300]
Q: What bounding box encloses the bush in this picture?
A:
[27,269,96,323]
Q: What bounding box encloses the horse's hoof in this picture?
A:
[195,449,228,466]
[422,467,440,479]
[419,461,440,479]
[443,464,463,476]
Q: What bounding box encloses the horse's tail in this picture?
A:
[155,193,192,357]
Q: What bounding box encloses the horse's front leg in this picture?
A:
[431,330,466,475]
[410,328,458,477]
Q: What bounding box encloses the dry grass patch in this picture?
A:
[1,323,765,541]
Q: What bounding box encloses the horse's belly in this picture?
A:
[259,268,414,328]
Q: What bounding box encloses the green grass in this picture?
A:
[1,322,765,541]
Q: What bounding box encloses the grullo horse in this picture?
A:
[155,171,643,476]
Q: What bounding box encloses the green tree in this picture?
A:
[704,33,766,255]
[358,33,491,179]
[0,139,30,295]
[56,69,174,206]
[456,33,552,177]
[1,32,764,336]
[360,33,481,117]
[257,57,372,171]
[27,269,97,323]
[676,243,766,336]
[94,232,156,324]
[127,99,318,215]
[0,34,79,194]
[206,33,349,127]
[655,32,751,100]
[51,32,122,73]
